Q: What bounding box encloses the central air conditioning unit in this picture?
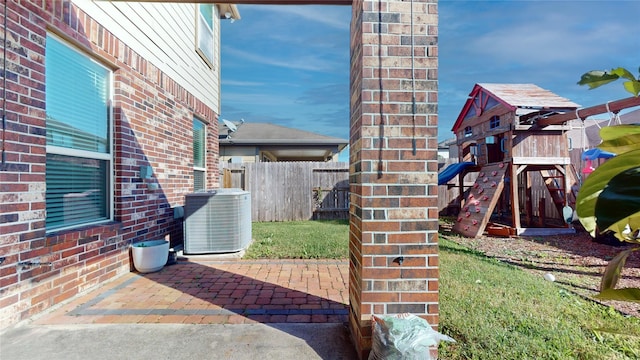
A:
[184,188,252,254]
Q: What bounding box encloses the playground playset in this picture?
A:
[444,83,582,237]
[442,84,640,238]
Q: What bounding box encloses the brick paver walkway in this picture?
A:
[33,259,349,325]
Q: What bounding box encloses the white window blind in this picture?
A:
[193,119,206,191]
[45,34,112,230]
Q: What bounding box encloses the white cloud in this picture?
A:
[223,1,640,143]
[224,91,298,107]
[447,0,639,68]
[469,21,627,66]
[251,5,351,31]
[223,47,342,73]
[296,83,348,105]
[222,79,265,87]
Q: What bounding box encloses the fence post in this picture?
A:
[223,168,232,188]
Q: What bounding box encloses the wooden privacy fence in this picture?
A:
[438,158,584,221]
[220,162,349,222]
[222,157,587,222]
[438,160,460,212]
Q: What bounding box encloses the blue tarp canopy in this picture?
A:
[438,162,476,185]
[582,148,616,161]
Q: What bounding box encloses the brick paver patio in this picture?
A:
[32,259,349,326]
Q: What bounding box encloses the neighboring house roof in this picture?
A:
[569,107,640,148]
[452,83,580,133]
[219,122,348,160]
[438,138,456,148]
[620,107,640,123]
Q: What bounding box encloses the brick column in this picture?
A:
[348,0,439,358]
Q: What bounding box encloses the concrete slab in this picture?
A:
[0,322,357,360]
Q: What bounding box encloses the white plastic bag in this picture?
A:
[368,313,455,360]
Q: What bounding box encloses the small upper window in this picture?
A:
[196,4,215,68]
[464,126,472,137]
[490,116,500,129]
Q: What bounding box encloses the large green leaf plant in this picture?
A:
[576,67,640,303]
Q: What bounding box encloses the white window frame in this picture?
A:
[195,4,216,69]
[193,118,206,191]
[45,33,114,232]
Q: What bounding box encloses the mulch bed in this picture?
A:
[440,222,640,318]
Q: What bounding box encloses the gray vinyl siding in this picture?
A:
[76,1,221,112]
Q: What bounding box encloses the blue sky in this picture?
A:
[221,1,640,160]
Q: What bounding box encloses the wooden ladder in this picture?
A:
[539,170,569,216]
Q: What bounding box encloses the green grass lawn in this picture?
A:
[245,219,349,259]
[438,238,640,359]
[247,220,640,358]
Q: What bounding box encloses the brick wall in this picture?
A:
[0,0,218,327]
[349,1,439,358]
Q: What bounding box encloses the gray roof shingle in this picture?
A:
[219,122,348,146]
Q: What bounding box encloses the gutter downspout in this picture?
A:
[1,0,8,167]
[410,0,416,156]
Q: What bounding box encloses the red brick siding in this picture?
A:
[0,0,219,328]
[349,1,439,358]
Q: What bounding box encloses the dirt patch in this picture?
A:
[440,222,640,318]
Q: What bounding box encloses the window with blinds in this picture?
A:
[196,4,215,69]
[193,119,206,191]
[45,34,112,231]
